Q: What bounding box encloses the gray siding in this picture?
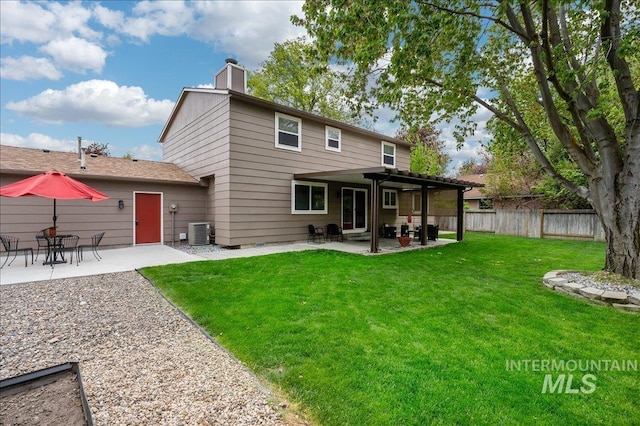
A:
[163,92,232,243]
[225,101,410,246]
[0,174,206,251]
[161,92,411,247]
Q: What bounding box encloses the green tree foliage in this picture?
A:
[486,116,590,209]
[458,156,489,176]
[395,126,450,175]
[247,37,368,126]
[298,1,640,278]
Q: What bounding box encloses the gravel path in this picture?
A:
[0,271,298,425]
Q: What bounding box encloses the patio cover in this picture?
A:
[294,167,483,253]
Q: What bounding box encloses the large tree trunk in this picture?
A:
[592,140,640,279]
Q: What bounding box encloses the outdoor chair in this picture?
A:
[0,234,33,268]
[35,234,49,262]
[383,225,397,238]
[77,232,105,263]
[427,224,439,241]
[307,225,325,243]
[51,235,79,265]
[326,223,343,242]
[413,226,422,241]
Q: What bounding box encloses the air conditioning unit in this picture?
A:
[188,222,210,245]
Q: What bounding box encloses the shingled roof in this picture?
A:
[0,145,200,185]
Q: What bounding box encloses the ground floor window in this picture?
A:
[383,189,397,209]
[292,181,327,214]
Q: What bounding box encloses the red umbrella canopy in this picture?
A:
[0,170,109,228]
[0,170,108,201]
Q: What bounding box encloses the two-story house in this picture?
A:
[1,60,480,253]
[159,60,479,252]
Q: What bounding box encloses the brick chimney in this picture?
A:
[215,58,247,93]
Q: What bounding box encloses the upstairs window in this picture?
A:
[292,181,327,214]
[325,126,341,152]
[276,113,302,151]
[382,141,396,167]
[383,189,398,209]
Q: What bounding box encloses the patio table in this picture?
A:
[43,234,75,265]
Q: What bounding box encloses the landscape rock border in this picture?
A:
[543,270,640,313]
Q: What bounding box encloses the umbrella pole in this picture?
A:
[53,199,57,228]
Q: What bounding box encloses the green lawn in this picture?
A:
[142,233,639,425]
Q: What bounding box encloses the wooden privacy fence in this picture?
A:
[465,209,606,241]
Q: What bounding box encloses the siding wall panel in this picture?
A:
[0,174,206,251]
[223,100,410,246]
[163,92,411,247]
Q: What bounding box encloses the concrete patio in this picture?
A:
[0,236,456,286]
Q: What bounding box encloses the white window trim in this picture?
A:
[275,112,302,152]
[291,180,328,214]
[325,126,341,152]
[381,141,396,168]
[382,189,398,209]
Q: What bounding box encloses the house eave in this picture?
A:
[295,167,484,190]
[0,168,201,186]
[157,87,411,147]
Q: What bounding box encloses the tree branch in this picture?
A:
[517,2,597,178]
[497,76,591,200]
[601,0,638,125]
[416,1,531,42]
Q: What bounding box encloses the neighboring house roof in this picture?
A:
[158,88,412,147]
[457,174,486,199]
[0,145,200,185]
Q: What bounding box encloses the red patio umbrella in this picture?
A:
[0,170,109,229]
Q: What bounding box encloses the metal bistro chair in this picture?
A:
[77,232,105,263]
[51,235,80,265]
[0,235,33,268]
[307,225,325,243]
[35,234,50,262]
[326,223,343,242]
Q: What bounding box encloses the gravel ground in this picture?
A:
[0,272,300,425]
[559,271,640,296]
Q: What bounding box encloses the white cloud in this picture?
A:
[6,80,175,127]
[93,4,125,30]
[0,1,99,44]
[0,132,78,152]
[188,1,306,68]
[1,1,307,79]
[129,143,163,161]
[0,56,63,80]
[0,1,58,44]
[124,0,195,41]
[96,1,305,68]
[39,37,107,74]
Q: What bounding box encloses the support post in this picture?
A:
[370,178,380,253]
[420,185,428,245]
[457,188,464,241]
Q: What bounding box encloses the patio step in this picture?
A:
[343,232,371,242]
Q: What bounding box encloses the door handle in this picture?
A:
[135,220,139,226]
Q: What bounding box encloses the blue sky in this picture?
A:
[1,1,488,172]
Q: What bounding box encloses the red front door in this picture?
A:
[135,193,161,244]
